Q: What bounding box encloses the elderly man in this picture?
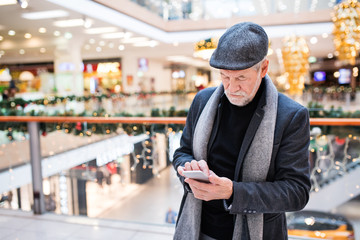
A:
[172,22,311,240]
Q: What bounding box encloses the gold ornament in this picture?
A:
[281,35,310,95]
[332,0,360,65]
[193,38,218,60]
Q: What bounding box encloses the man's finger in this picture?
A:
[190,160,200,170]
[184,162,191,171]
[177,166,185,176]
[198,160,210,176]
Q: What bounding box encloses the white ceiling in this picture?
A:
[0,0,337,71]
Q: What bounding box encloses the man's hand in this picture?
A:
[177,160,210,177]
[185,170,233,201]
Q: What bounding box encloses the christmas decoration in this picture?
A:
[281,35,310,95]
[332,0,360,65]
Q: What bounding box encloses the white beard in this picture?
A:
[225,74,262,107]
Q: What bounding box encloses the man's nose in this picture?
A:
[228,80,238,93]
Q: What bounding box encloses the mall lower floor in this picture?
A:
[0,166,360,240]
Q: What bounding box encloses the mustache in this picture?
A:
[225,90,247,97]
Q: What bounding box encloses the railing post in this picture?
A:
[28,121,45,214]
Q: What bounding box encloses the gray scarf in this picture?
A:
[174,75,278,240]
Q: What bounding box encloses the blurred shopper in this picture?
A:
[173,22,311,240]
[165,207,178,224]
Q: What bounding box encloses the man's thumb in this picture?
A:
[209,170,220,183]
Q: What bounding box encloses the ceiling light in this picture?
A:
[310,36,318,44]
[99,41,105,46]
[122,37,149,44]
[308,56,317,63]
[96,47,102,52]
[22,10,69,20]
[39,27,46,33]
[328,53,333,58]
[118,45,125,51]
[108,42,114,48]
[322,33,328,38]
[133,40,159,47]
[0,36,3,41]
[19,49,25,54]
[18,0,28,9]
[83,17,92,28]
[0,50,5,55]
[85,27,118,34]
[40,48,46,53]
[64,32,72,39]
[101,32,125,39]
[124,32,133,39]
[84,44,90,50]
[19,71,34,81]
[24,33,31,39]
[53,31,61,37]
[89,39,95,44]
[53,19,84,28]
[0,0,16,6]
[8,30,15,36]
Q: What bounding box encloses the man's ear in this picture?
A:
[261,59,269,78]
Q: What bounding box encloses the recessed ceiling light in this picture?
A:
[328,53,333,58]
[85,27,118,35]
[124,32,133,39]
[310,36,318,44]
[108,42,114,48]
[0,36,3,41]
[22,10,69,20]
[101,32,125,39]
[24,33,32,39]
[19,0,28,9]
[8,30,15,36]
[83,18,92,29]
[64,32,72,39]
[53,31,61,37]
[118,45,125,51]
[19,49,25,55]
[84,44,91,50]
[96,47,102,52]
[53,19,85,28]
[133,40,159,47]
[322,33,328,38]
[0,50,5,55]
[122,37,149,44]
[99,41,105,46]
[0,0,17,6]
[39,28,46,33]
[40,48,46,53]
[89,39,95,44]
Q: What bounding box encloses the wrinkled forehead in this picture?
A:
[220,68,256,78]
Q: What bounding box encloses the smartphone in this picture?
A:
[183,170,210,183]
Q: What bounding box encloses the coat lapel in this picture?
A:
[234,107,264,182]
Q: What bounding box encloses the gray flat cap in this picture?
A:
[210,22,268,70]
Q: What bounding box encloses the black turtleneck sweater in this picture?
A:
[201,81,265,240]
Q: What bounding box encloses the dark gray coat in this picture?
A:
[173,85,311,239]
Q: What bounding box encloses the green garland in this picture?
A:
[0,105,187,140]
[0,90,196,109]
[308,101,360,138]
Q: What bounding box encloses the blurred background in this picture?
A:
[1,0,360,239]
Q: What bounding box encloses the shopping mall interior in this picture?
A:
[1,0,360,239]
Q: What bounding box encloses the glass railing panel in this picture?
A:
[309,125,360,192]
[0,121,32,212]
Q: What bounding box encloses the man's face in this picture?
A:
[220,60,268,106]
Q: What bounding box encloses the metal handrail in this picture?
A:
[1,116,360,126]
